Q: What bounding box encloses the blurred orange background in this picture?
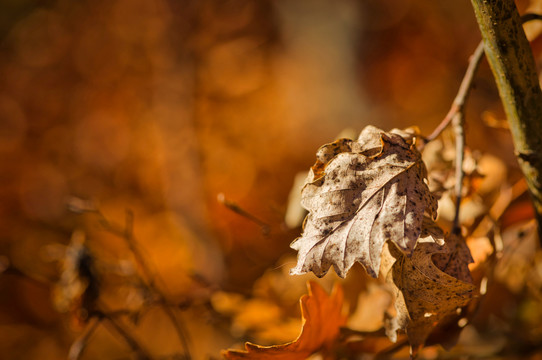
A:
[1,0,541,358]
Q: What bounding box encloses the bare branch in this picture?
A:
[426,12,542,236]
[424,42,485,144]
[98,210,193,358]
[452,111,465,235]
[102,313,153,360]
[217,193,271,236]
[68,318,101,360]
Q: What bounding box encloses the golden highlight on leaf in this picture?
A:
[290,126,437,278]
[222,281,346,360]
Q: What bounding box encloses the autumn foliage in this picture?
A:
[2,0,542,360]
[223,282,346,360]
[225,126,477,357]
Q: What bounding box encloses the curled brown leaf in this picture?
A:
[291,126,437,278]
[222,281,346,360]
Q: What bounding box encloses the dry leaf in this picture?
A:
[222,281,346,360]
[432,232,474,285]
[385,231,475,353]
[291,125,437,278]
[422,137,497,197]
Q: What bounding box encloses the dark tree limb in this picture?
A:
[470,0,542,239]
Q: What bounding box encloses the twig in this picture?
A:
[426,13,542,234]
[424,41,485,144]
[158,300,192,358]
[68,317,101,360]
[121,210,193,359]
[424,41,484,233]
[102,313,153,360]
[424,13,542,146]
[452,111,465,235]
[123,211,156,289]
[85,208,192,358]
[374,337,409,360]
[449,42,480,233]
[521,13,542,23]
[217,193,271,235]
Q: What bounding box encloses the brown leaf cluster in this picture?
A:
[290,126,476,353]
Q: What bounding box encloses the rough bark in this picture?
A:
[470,0,542,236]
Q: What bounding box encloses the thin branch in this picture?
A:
[452,111,465,235]
[426,13,542,235]
[424,42,484,144]
[124,211,192,358]
[68,317,101,360]
[158,300,192,358]
[424,13,542,145]
[97,210,193,358]
[123,210,156,289]
[217,193,271,235]
[374,337,409,360]
[425,42,484,233]
[102,314,153,360]
[521,13,542,23]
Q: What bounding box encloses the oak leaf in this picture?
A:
[291,126,438,278]
[385,230,475,354]
[222,281,346,360]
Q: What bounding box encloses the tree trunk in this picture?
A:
[470,0,542,237]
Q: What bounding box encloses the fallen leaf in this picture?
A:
[222,281,346,360]
[290,125,437,278]
[385,231,475,354]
